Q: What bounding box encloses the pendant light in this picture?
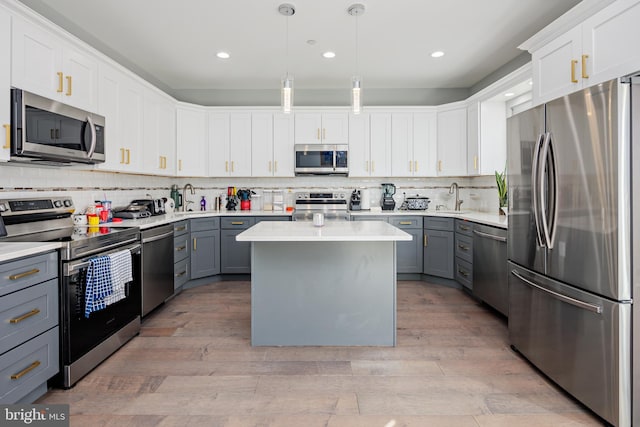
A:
[279,4,295,114]
[348,4,365,115]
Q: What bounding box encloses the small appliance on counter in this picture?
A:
[399,194,430,210]
[226,187,238,211]
[349,189,361,211]
[381,183,396,211]
[360,188,371,210]
[113,199,165,219]
[237,189,253,211]
[170,184,181,210]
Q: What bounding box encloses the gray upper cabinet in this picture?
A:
[423,218,454,279]
[190,218,220,279]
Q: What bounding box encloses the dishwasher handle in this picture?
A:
[473,229,507,243]
[142,230,174,243]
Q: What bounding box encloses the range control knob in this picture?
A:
[339,193,345,199]
[0,203,7,212]
[53,200,63,208]
[63,199,73,207]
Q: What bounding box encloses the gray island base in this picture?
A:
[236,221,412,346]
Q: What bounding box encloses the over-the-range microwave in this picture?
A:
[294,144,348,175]
[10,88,106,165]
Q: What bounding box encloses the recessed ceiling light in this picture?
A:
[505,92,515,97]
[216,51,230,59]
[529,80,533,85]
[431,51,444,58]
[323,51,336,59]
[307,40,317,45]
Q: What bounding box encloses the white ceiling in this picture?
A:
[17,0,582,105]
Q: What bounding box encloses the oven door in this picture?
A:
[294,144,348,175]
[11,89,105,164]
[60,243,141,370]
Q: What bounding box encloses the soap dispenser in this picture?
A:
[200,196,206,211]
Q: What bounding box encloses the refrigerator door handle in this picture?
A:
[539,132,556,249]
[531,133,545,247]
[511,270,603,314]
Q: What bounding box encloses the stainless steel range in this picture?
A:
[0,197,141,388]
[292,191,350,221]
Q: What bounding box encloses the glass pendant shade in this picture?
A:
[281,76,293,114]
[351,76,362,115]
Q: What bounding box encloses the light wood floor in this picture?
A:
[38,281,604,426]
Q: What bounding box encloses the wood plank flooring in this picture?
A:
[37,281,604,426]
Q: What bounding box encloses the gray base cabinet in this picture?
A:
[173,221,190,290]
[220,217,255,274]
[190,218,221,279]
[389,217,423,273]
[423,218,454,279]
[454,219,474,290]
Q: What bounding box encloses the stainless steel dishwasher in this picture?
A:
[141,223,175,316]
[472,223,508,316]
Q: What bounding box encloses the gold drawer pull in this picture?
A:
[9,308,41,324]
[176,271,187,277]
[3,124,9,149]
[459,225,470,231]
[9,269,40,281]
[571,59,578,83]
[176,245,186,252]
[581,54,589,79]
[424,235,428,247]
[458,269,469,278]
[458,244,468,251]
[193,238,197,251]
[66,75,72,96]
[231,221,244,225]
[57,72,63,93]
[11,361,41,380]
[175,226,186,232]
[399,221,412,225]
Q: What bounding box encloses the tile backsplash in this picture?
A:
[0,164,500,213]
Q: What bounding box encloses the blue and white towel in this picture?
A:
[84,255,114,317]
[104,249,132,306]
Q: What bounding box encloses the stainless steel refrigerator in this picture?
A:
[507,76,639,427]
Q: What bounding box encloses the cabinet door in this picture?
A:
[143,92,175,175]
[348,113,370,177]
[582,0,640,87]
[391,113,413,177]
[423,229,454,279]
[0,8,10,162]
[61,45,98,112]
[208,112,229,176]
[190,230,220,278]
[437,108,467,176]
[321,113,348,144]
[532,26,582,106]
[157,100,176,175]
[251,113,273,177]
[479,101,507,175]
[229,113,252,176]
[97,64,124,171]
[413,112,437,177]
[221,229,251,274]
[369,113,392,177]
[397,228,423,273]
[119,76,143,171]
[294,113,322,144]
[273,113,294,177]
[176,106,208,176]
[466,102,479,176]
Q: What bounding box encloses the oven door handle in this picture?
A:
[65,243,141,276]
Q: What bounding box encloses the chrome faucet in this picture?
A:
[449,182,464,211]
[182,183,195,212]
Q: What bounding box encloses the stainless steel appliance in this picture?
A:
[381,183,396,210]
[0,197,141,388]
[294,144,348,175]
[141,224,174,317]
[10,89,105,164]
[349,189,361,211]
[472,224,507,316]
[293,191,349,221]
[507,77,638,426]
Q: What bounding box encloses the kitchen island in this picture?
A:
[237,220,411,346]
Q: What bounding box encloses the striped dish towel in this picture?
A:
[104,249,132,306]
[84,255,113,317]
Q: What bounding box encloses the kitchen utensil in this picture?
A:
[87,214,99,226]
[73,214,88,225]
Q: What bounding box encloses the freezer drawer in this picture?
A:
[508,262,630,427]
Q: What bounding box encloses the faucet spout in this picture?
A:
[449,182,464,211]
[182,183,195,212]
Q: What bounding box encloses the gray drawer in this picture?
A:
[173,235,189,263]
[424,217,454,231]
[190,217,220,232]
[352,216,389,222]
[173,220,189,237]
[455,219,473,236]
[174,258,189,290]
[221,217,255,229]
[455,234,473,263]
[0,252,57,298]
[0,326,59,404]
[455,258,473,290]
[389,217,421,229]
[255,216,290,222]
[0,279,58,355]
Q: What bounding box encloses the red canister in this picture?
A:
[240,200,251,211]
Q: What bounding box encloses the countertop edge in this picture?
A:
[0,242,61,263]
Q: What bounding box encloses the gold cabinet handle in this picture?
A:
[474,156,477,170]
[176,245,186,252]
[3,124,10,149]
[459,225,470,231]
[193,238,197,251]
[159,156,163,169]
[458,244,469,251]
[317,128,320,140]
[424,235,428,247]
[231,161,235,172]
[571,59,578,83]
[176,270,187,277]
[409,160,412,172]
[175,226,186,232]
[268,160,272,172]
[225,161,229,172]
[57,72,63,93]
[322,128,326,140]
[438,160,442,172]
[231,221,245,225]
[414,161,418,172]
[274,161,278,172]
[127,149,131,164]
[581,54,589,79]
[399,221,412,225]
[11,361,41,380]
[365,161,369,172]
[9,269,40,281]
[179,159,183,171]
[9,308,41,324]
[120,148,125,164]
[458,269,469,278]
[371,161,375,173]
[66,75,72,96]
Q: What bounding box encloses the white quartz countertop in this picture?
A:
[0,242,61,263]
[236,220,413,242]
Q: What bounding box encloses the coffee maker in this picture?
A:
[349,189,361,211]
[381,183,396,210]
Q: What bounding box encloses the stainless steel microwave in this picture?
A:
[10,89,106,164]
[294,144,348,175]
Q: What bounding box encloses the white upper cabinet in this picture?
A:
[468,101,507,176]
[391,112,437,177]
[412,113,438,177]
[436,106,467,177]
[1,7,11,162]
[294,112,348,144]
[12,17,98,112]
[369,113,392,177]
[391,113,413,176]
[209,112,251,177]
[252,113,294,177]
[347,113,370,177]
[531,0,640,105]
[466,102,480,175]
[176,106,208,177]
[143,90,175,176]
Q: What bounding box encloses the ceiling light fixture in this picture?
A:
[504,92,515,97]
[323,51,336,59]
[216,51,230,59]
[348,3,365,115]
[279,3,295,114]
[431,51,444,58]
